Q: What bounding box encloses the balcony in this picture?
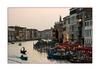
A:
[70,9,77,15]
[78,35,82,37]
[77,13,83,19]
[78,26,82,30]
[63,27,66,31]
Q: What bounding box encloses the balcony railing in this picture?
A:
[78,35,82,37]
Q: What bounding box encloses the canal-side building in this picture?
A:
[8,26,16,42]
[84,8,92,47]
[69,8,78,43]
[76,8,86,45]
[15,26,26,41]
[43,29,52,40]
[38,31,42,39]
[20,27,26,41]
[15,26,20,41]
[51,16,63,43]
[38,31,44,39]
[76,8,92,46]
[26,29,38,40]
[32,29,38,40]
[63,16,70,42]
[26,29,30,40]
[29,29,33,40]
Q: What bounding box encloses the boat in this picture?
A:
[20,47,27,54]
[20,55,28,60]
[47,52,67,59]
[11,42,14,44]
[20,50,27,54]
[19,43,22,46]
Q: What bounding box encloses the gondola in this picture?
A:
[20,50,27,54]
[20,55,28,60]
[19,43,22,46]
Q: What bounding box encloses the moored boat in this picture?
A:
[11,42,14,44]
[20,55,28,60]
[19,43,22,46]
[47,52,67,59]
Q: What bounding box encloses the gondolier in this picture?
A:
[20,47,27,54]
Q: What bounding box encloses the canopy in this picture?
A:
[57,42,80,49]
[48,40,56,44]
[70,43,79,47]
[63,41,70,45]
[78,47,92,51]
[57,41,70,46]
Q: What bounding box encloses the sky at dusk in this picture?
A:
[8,7,70,31]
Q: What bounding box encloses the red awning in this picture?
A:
[57,42,80,49]
[78,47,92,51]
[70,43,79,47]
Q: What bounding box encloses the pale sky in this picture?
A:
[8,7,70,31]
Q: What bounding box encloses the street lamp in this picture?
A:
[77,18,82,44]
[66,33,69,41]
[78,19,82,22]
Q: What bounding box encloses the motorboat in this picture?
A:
[19,43,22,46]
[20,55,28,60]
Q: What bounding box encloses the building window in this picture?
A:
[85,16,86,19]
[87,30,89,37]
[72,25,74,31]
[68,19,70,24]
[64,21,66,24]
[85,22,87,26]
[53,30,55,32]
[90,29,91,36]
[63,27,66,31]
[85,30,86,36]
[90,21,92,26]
[87,22,89,26]
[86,30,88,37]
[79,8,83,11]
[80,13,82,18]
[86,30,87,37]
[59,30,62,32]
[53,34,55,37]
[89,30,91,36]
[85,30,87,36]
[72,17,74,23]
[88,14,91,18]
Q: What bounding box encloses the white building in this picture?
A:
[8,26,15,42]
[84,8,92,47]
[69,8,78,43]
[84,20,92,47]
[43,29,52,39]
[63,16,70,42]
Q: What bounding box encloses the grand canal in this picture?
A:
[8,40,70,64]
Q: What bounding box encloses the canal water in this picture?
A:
[8,40,70,64]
